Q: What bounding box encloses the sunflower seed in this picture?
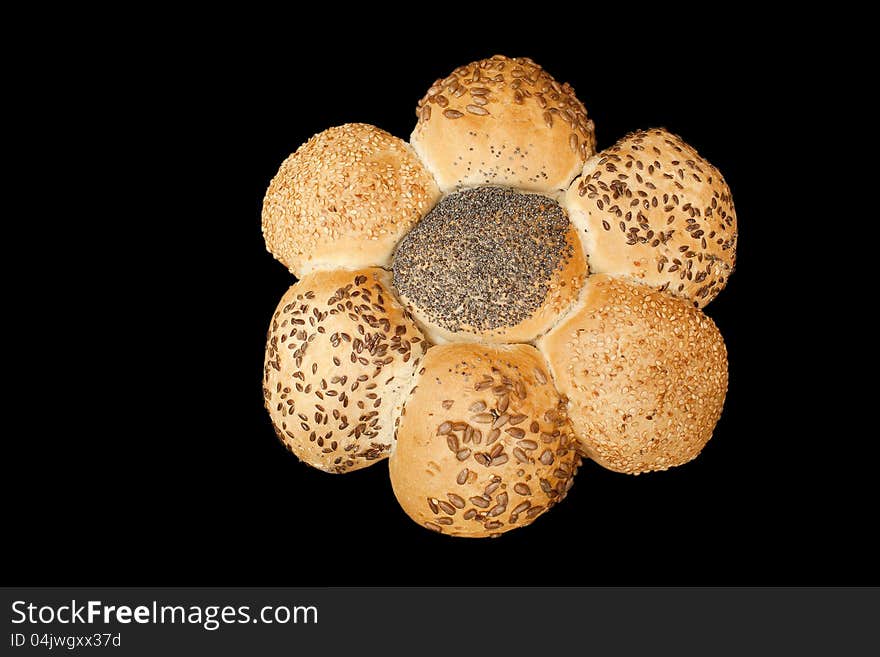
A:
[438,501,456,515]
[448,493,466,510]
[512,501,531,514]
[470,496,490,508]
[466,105,489,115]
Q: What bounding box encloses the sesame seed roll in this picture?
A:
[564,128,736,307]
[390,343,580,537]
[411,55,596,193]
[263,268,428,473]
[536,275,728,474]
[262,123,440,277]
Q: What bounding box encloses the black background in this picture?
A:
[7,21,872,586]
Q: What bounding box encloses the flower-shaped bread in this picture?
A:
[262,55,737,538]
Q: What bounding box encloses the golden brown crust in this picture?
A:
[263,268,428,473]
[564,128,736,307]
[262,123,440,277]
[537,275,728,474]
[411,55,595,193]
[389,343,580,537]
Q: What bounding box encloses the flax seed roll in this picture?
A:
[411,55,596,193]
[263,268,428,473]
[564,128,736,307]
[262,123,440,277]
[390,343,581,537]
[536,275,728,474]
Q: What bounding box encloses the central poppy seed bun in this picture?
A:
[389,343,581,537]
[564,128,736,307]
[536,275,728,474]
[262,123,440,278]
[263,268,428,473]
[411,55,596,193]
[392,187,587,344]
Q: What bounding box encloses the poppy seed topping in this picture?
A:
[392,186,573,334]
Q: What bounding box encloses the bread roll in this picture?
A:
[564,128,736,307]
[411,55,595,193]
[537,275,727,474]
[263,268,427,473]
[392,186,587,344]
[390,343,581,537]
[262,123,440,277]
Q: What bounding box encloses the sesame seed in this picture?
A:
[262,123,439,277]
